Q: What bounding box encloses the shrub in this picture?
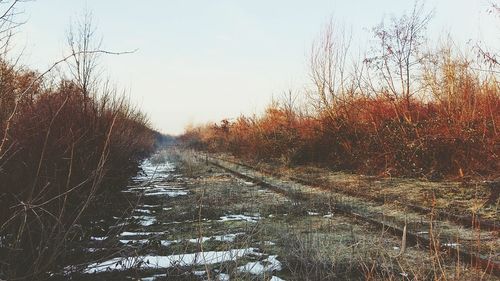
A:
[0,62,155,279]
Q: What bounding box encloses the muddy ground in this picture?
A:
[61,149,498,281]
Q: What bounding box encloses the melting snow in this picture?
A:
[84,248,259,273]
[126,184,188,198]
[188,233,245,244]
[193,270,206,276]
[131,160,174,183]
[160,240,176,247]
[120,231,164,236]
[120,239,150,245]
[217,273,230,281]
[219,214,261,223]
[142,186,188,197]
[141,273,167,281]
[135,209,153,214]
[237,255,282,275]
[132,215,157,226]
[90,236,107,241]
[444,243,460,248]
[140,204,161,208]
[144,190,188,197]
[118,233,244,247]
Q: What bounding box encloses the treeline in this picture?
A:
[0,6,155,280]
[181,3,499,180]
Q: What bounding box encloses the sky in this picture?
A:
[11,0,500,135]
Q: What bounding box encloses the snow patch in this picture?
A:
[131,215,157,226]
[90,236,107,241]
[120,231,164,236]
[188,233,244,244]
[219,214,260,223]
[444,243,460,248]
[120,239,150,245]
[237,255,282,275]
[217,273,230,281]
[84,248,259,273]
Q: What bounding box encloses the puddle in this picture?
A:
[84,248,259,273]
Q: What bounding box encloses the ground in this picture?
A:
[60,148,499,281]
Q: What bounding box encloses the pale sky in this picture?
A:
[12,0,499,135]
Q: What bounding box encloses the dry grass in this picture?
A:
[0,62,155,280]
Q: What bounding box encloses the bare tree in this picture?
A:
[1,7,141,279]
[308,19,352,121]
[0,0,27,163]
[365,1,433,121]
[66,10,102,100]
[0,0,26,56]
[473,1,500,71]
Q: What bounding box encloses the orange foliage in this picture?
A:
[182,71,499,179]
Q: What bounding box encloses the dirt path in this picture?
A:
[61,149,498,281]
